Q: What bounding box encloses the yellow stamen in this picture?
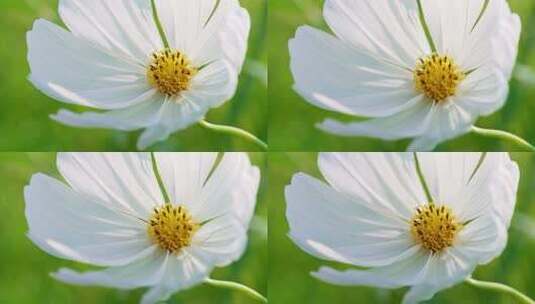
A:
[410,203,462,253]
[147,49,198,96]
[414,53,465,102]
[147,204,198,254]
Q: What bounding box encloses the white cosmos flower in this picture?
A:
[24,152,260,304]
[289,0,520,150]
[285,153,519,303]
[27,0,250,149]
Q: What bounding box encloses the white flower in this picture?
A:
[27,0,250,149]
[24,152,260,304]
[289,0,520,150]
[285,153,519,303]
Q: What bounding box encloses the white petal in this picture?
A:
[318,98,433,140]
[198,153,260,225]
[456,66,508,116]
[156,0,248,70]
[318,153,426,219]
[289,26,418,118]
[53,251,168,289]
[190,214,247,267]
[491,12,521,79]
[154,153,218,207]
[455,214,507,264]
[27,19,153,110]
[51,92,163,132]
[58,0,161,63]
[323,0,428,68]
[408,102,476,151]
[312,250,432,288]
[140,252,210,304]
[57,153,162,218]
[286,173,414,267]
[25,174,152,267]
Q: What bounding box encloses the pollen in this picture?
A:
[414,53,465,102]
[147,49,198,96]
[410,203,462,254]
[147,204,199,254]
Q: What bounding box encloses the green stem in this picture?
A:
[471,126,535,152]
[416,0,437,53]
[150,152,171,204]
[204,278,267,303]
[199,120,268,151]
[465,278,535,304]
[150,0,170,48]
[413,153,433,202]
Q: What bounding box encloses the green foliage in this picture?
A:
[268,152,535,303]
[0,153,267,303]
[0,0,267,151]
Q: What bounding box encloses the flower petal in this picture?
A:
[155,0,248,70]
[140,252,210,304]
[456,66,508,116]
[312,250,432,288]
[58,0,161,63]
[318,153,426,219]
[25,174,152,267]
[286,173,416,267]
[318,98,433,140]
[57,153,162,218]
[154,153,218,207]
[52,251,168,289]
[323,0,428,68]
[50,91,163,131]
[190,214,247,267]
[197,153,260,225]
[289,26,418,118]
[27,19,153,110]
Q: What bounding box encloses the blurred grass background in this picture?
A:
[268,152,535,303]
[269,0,535,151]
[0,152,267,303]
[0,0,267,151]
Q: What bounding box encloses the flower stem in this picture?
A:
[150,0,170,48]
[150,152,171,204]
[198,120,268,151]
[413,153,433,202]
[204,278,267,303]
[471,126,535,151]
[465,277,535,304]
[416,0,437,53]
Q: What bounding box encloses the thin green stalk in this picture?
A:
[204,278,267,303]
[416,0,437,53]
[150,152,171,204]
[465,278,535,304]
[413,153,433,202]
[150,0,170,48]
[471,126,535,152]
[199,120,268,151]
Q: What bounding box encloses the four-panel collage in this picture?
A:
[1,1,535,304]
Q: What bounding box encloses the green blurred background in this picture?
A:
[268,152,535,303]
[0,152,267,303]
[269,0,535,151]
[0,0,267,151]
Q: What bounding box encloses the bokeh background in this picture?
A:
[0,0,267,151]
[268,152,535,303]
[269,0,535,151]
[0,152,267,303]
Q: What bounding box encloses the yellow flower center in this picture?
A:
[414,53,466,102]
[147,49,198,96]
[147,204,199,253]
[410,203,462,253]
